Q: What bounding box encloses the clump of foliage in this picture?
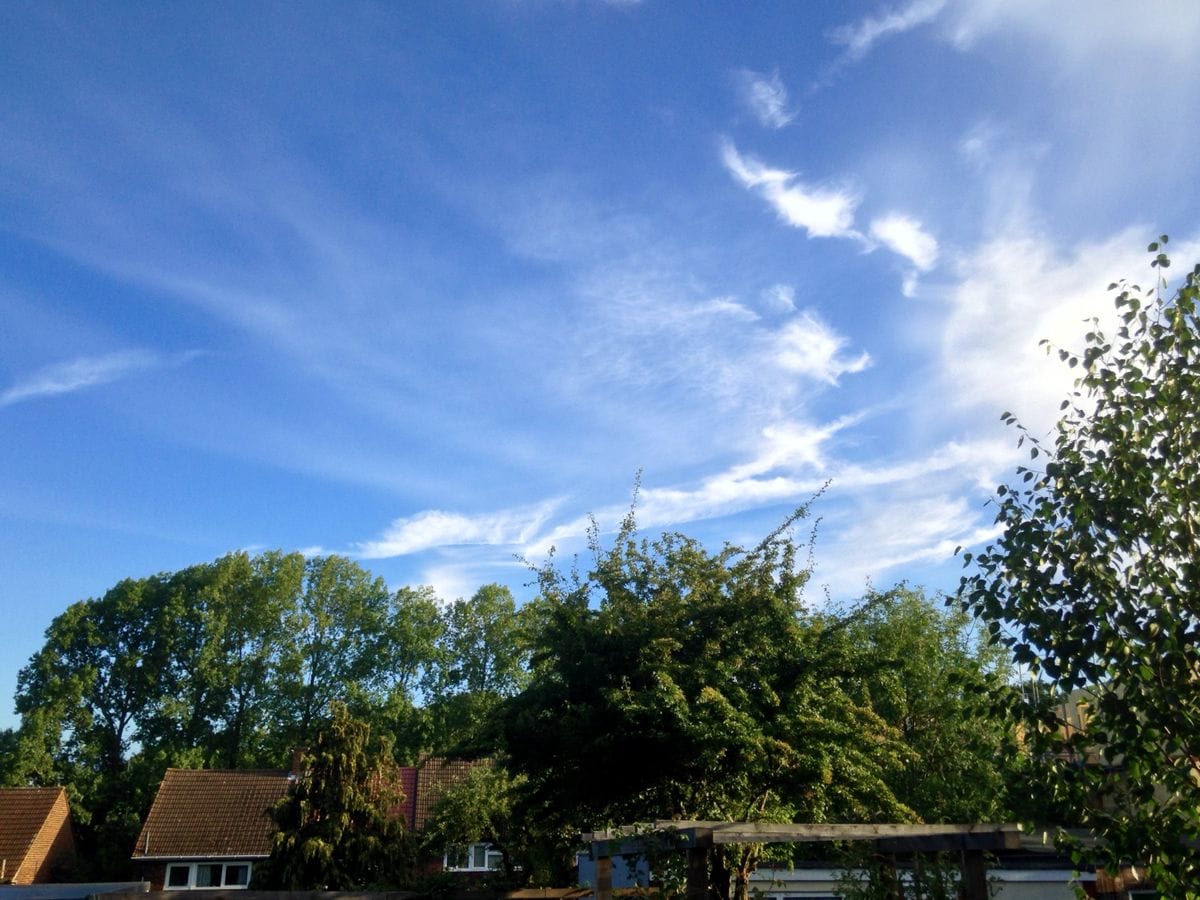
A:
[252,702,415,889]
[960,237,1200,894]
[420,762,530,885]
[840,586,1017,824]
[501,500,918,900]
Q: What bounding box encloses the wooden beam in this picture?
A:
[588,827,714,861]
[593,854,612,900]
[588,822,1022,855]
[961,848,988,900]
[875,829,1022,853]
[684,846,709,900]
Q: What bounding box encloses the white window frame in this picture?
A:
[164,861,253,889]
[443,842,504,872]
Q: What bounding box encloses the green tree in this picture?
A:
[9,550,426,876]
[959,238,1200,894]
[365,585,446,763]
[426,584,529,755]
[501,504,915,900]
[420,762,531,884]
[142,551,304,768]
[253,701,415,889]
[841,586,1017,823]
[13,575,175,877]
[269,555,396,757]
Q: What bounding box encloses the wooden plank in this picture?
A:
[705,823,1021,845]
[875,830,1022,853]
[960,849,988,900]
[684,846,709,900]
[593,855,612,900]
[588,821,1022,854]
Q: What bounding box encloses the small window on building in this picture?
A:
[196,864,223,887]
[444,842,504,872]
[161,862,254,889]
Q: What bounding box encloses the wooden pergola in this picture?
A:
[583,821,1024,900]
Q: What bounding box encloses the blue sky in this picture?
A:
[3,1,1199,729]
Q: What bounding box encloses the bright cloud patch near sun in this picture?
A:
[721,140,860,239]
[870,213,939,271]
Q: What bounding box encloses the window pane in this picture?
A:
[196,864,222,887]
[470,844,486,869]
[224,864,250,886]
[166,865,190,888]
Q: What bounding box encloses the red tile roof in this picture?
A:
[131,769,291,860]
[0,787,73,884]
[408,759,490,832]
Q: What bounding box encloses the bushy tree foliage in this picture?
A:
[8,551,442,877]
[420,762,530,884]
[252,702,415,889]
[501,504,916,900]
[425,584,530,755]
[960,238,1200,894]
[841,586,1017,823]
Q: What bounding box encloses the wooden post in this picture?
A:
[594,854,612,900]
[960,849,987,900]
[685,845,710,900]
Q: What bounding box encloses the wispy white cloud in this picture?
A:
[366,415,1014,577]
[356,499,563,558]
[721,140,861,240]
[939,4,1200,209]
[772,311,871,385]
[944,0,1200,58]
[734,68,795,130]
[0,349,197,408]
[870,213,939,271]
[762,284,797,314]
[813,492,1002,597]
[695,296,759,321]
[829,0,946,60]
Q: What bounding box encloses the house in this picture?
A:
[130,758,492,888]
[397,758,498,873]
[0,787,78,885]
[129,769,291,890]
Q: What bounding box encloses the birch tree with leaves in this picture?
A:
[960,237,1200,895]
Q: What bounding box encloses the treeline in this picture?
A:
[0,552,531,876]
[0,511,1023,885]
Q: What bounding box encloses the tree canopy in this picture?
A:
[960,237,1200,894]
[500,505,918,899]
[5,552,483,877]
[839,586,1017,824]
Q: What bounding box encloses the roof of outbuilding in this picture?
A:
[130,769,291,860]
[0,788,68,882]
